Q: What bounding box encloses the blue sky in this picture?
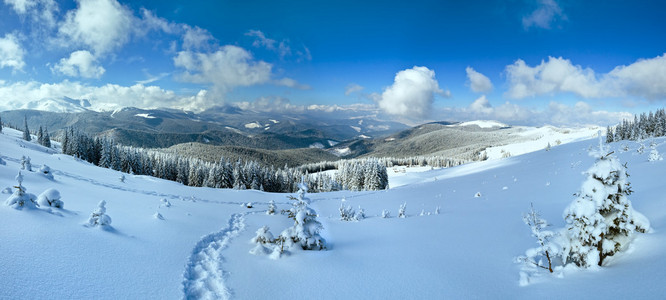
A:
[0,0,665,125]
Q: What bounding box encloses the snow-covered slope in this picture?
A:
[1,127,666,299]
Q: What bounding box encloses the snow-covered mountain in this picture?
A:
[19,97,91,113]
[1,126,666,299]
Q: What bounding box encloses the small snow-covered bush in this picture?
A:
[0,156,5,165]
[339,202,356,221]
[354,206,366,221]
[153,212,164,220]
[250,226,275,255]
[398,203,407,218]
[648,147,662,162]
[39,165,54,180]
[267,199,276,215]
[37,188,64,208]
[119,174,125,183]
[474,192,482,198]
[159,198,171,208]
[382,209,391,218]
[87,200,112,227]
[435,206,441,215]
[21,156,32,171]
[5,171,38,210]
[517,203,559,273]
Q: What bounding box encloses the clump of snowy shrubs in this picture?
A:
[21,156,32,171]
[87,200,112,227]
[516,203,557,275]
[382,209,391,218]
[251,181,326,259]
[5,171,38,209]
[37,188,64,208]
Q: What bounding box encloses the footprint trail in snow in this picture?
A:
[182,213,246,300]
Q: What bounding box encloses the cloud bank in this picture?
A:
[505,54,666,101]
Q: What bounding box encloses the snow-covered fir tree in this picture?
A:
[37,126,44,145]
[518,203,558,273]
[249,226,275,255]
[5,171,38,209]
[562,136,649,267]
[267,199,276,215]
[88,200,112,227]
[0,113,3,133]
[43,127,51,148]
[37,188,64,208]
[648,145,662,162]
[278,186,326,251]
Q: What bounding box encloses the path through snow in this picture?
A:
[182,213,246,300]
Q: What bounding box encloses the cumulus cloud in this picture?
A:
[52,50,105,78]
[0,33,25,71]
[173,45,273,95]
[469,95,493,114]
[173,45,306,104]
[0,80,212,112]
[465,67,493,93]
[182,25,214,50]
[58,0,134,55]
[345,83,364,96]
[4,0,58,28]
[378,66,448,119]
[505,54,666,101]
[522,0,566,30]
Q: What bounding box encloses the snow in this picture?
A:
[134,113,156,119]
[456,120,509,128]
[350,125,361,132]
[2,126,666,299]
[483,125,602,160]
[244,122,262,129]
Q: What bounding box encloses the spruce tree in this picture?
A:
[37,126,44,145]
[43,127,51,148]
[562,135,649,267]
[22,116,31,141]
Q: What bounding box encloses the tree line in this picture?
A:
[606,108,666,143]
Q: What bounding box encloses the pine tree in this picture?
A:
[43,127,51,148]
[22,116,31,141]
[0,113,3,133]
[562,135,649,267]
[87,200,112,227]
[37,126,44,145]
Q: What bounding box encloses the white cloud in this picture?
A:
[378,66,448,119]
[52,50,105,78]
[139,8,177,35]
[173,45,273,96]
[246,30,276,50]
[4,0,36,14]
[505,54,666,101]
[182,25,214,50]
[58,0,134,55]
[273,77,310,90]
[5,0,58,28]
[0,33,25,71]
[607,54,666,100]
[345,83,364,96]
[0,80,212,112]
[465,67,493,93]
[522,0,566,30]
[447,95,630,126]
[469,95,493,114]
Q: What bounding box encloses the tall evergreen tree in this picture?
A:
[37,126,44,146]
[22,116,31,141]
[43,127,51,148]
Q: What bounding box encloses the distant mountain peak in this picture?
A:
[20,96,91,113]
